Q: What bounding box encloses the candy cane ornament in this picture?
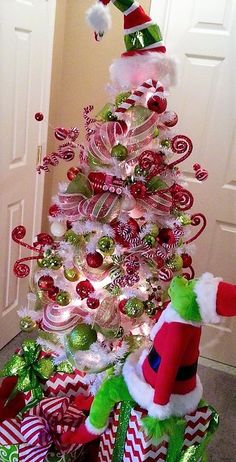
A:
[115,79,167,116]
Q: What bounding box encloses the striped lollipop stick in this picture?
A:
[115,79,166,117]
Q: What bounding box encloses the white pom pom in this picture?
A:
[86,2,112,34]
[50,221,67,237]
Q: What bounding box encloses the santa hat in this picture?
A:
[194,272,236,324]
[86,0,177,90]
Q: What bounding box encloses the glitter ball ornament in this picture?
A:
[47,286,59,301]
[143,234,156,247]
[38,275,54,291]
[48,255,62,270]
[125,298,144,318]
[86,252,103,268]
[20,316,37,332]
[145,301,157,317]
[76,280,94,299]
[67,167,81,181]
[50,221,67,237]
[166,254,183,272]
[160,139,171,148]
[49,204,62,218]
[64,267,80,282]
[87,297,100,309]
[37,258,50,269]
[54,127,68,141]
[158,228,176,246]
[64,230,81,246]
[150,224,159,237]
[98,236,115,255]
[35,112,44,121]
[111,143,128,161]
[147,95,167,114]
[68,323,97,351]
[181,253,193,268]
[130,181,147,198]
[56,291,71,306]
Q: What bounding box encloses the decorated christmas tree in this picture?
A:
[3,1,236,462]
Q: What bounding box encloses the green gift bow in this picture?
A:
[0,339,73,414]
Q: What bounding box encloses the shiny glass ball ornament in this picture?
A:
[111,143,128,161]
[143,234,156,247]
[98,236,115,255]
[125,298,144,318]
[56,291,71,306]
[37,257,50,269]
[50,221,67,238]
[49,204,61,217]
[48,255,62,270]
[76,280,94,299]
[64,267,80,282]
[54,127,68,141]
[68,323,97,351]
[47,286,59,301]
[134,165,146,176]
[158,228,176,246]
[67,167,81,181]
[120,195,137,212]
[35,112,44,121]
[145,301,157,317]
[38,275,54,291]
[130,181,147,198]
[87,297,100,309]
[118,299,128,314]
[181,253,192,268]
[147,95,167,114]
[161,139,171,148]
[153,127,160,138]
[64,230,81,246]
[86,252,103,268]
[166,255,183,272]
[20,316,37,332]
[150,224,159,237]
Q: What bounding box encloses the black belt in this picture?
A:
[148,347,198,381]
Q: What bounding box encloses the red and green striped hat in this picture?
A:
[87,0,166,56]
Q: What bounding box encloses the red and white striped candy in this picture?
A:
[193,163,208,182]
[115,79,165,116]
[54,127,68,141]
[158,267,173,282]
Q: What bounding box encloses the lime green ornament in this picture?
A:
[64,267,80,282]
[134,165,147,176]
[147,176,168,192]
[161,139,171,148]
[111,143,128,161]
[145,301,158,317]
[56,291,71,306]
[68,323,97,351]
[96,103,116,122]
[98,236,115,255]
[37,258,50,269]
[178,213,192,226]
[115,91,131,107]
[149,224,159,237]
[143,234,156,247]
[20,316,37,333]
[64,230,81,246]
[153,127,160,138]
[166,255,183,272]
[125,298,144,318]
[48,255,62,270]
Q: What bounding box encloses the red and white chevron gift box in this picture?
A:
[42,369,89,399]
[98,403,213,462]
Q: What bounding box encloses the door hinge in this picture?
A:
[37,145,43,165]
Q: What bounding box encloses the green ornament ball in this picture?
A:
[68,323,97,351]
[114,326,124,339]
[150,224,159,237]
[64,267,80,282]
[56,291,71,306]
[145,301,158,317]
[64,230,81,246]
[143,234,156,247]
[125,298,144,318]
[37,257,50,269]
[161,139,171,148]
[166,254,183,272]
[111,143,128,161]
[20,316,37,332]
[48,255,62,270]
[134,165,147,177]
[98,236,115,255]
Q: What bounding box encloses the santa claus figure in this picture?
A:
[62,272,236,445]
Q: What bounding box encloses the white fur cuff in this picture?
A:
[85,417,108,435]
[194,273,222,324]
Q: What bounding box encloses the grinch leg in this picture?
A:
[62,375,131,445]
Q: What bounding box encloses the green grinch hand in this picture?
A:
[168,276,202,322]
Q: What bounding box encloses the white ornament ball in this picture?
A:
[50,221,67,237]
[121,196,137,211]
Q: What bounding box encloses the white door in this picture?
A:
[151,0,236,366]
[0,0,56,349]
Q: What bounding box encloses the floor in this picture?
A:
[1,333,236,461]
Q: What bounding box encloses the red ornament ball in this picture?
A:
[87,297,100,309]
[181,253,192,268]
[35,112,44,121]
[158,228,176,246]
[76,280,94,299]
[67,167,81,181]
[147,95,167,114]
[118,299,128,314]
[49,204,62,217]
[86,252,103,268]
[130,182,147,199]
[54,127,68,141]
[38,275,54,291]
[47,286,59,301]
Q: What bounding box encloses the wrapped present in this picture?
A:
[98,402,219,462]
[42,370,89,399]
[0,396,85,462]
